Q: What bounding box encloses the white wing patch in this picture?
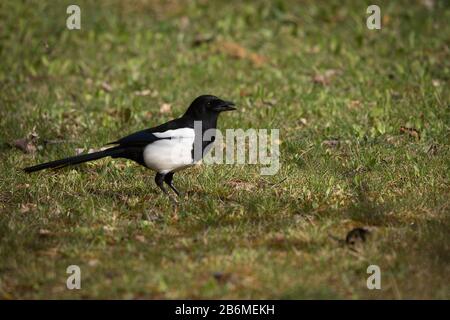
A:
[153,128,195,139]
[143,128,196,174]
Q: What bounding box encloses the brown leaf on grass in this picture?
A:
[400,126,421,141]
[312,69,340,85]
[348,100,362,109]
[432,79,441,87]
[216,41,267,67]
[134,89,152,96]
[101,82,113,92]
[159,103,172,114]
[249,53,267,67]
[12,138,36,153]
[239,89,250,97]
[103,225,115,233]
[19,203,37,213]
[271,233,286,244]
[135,235,146,243]
[220,41,246,58]
[322,139,340,148]
[178,16,190,30]
[192,34,215,47]
[141,111,153,121]
[420,0,435,10]
[88,259,99,267]
[11,131,39,154]
[227,179,255,191]
[38,228,52,237]
[134,89,158,97]
[299,118,308,126]
[307,45,320,54]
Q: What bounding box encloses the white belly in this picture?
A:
[143,129,196,174]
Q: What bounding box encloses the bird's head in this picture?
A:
[183,95,236,119]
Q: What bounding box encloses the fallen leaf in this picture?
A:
[239,89,250,97]
[38,228,52,237]
[12,138,36,153]
[11,131,39,154]
[135,235,146,243]
[88,259,99,267]
[141,111,153,121]
[227,179,254,191]
[19,203,37,213]
[159,103,171,114]
[248,52,267,67]
[322,139,340,148]
[312,69,340,85]
[134,89,152,96]
[348,100,362,109]
[420,0,435,10]
[271,233,286,244]
[192,34,215,47]
[220,41,246,59]
[432,79,441,87]
[216,41,267,67]
[307,45,320,54]
[103,225,115,233]
[101,82,113,92]
[179,16,190,30]
[400,126,421,141]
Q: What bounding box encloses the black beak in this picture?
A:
[212,100,236,112]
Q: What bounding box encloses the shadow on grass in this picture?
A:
[345,181,398,226]
[277,285,341,299]
[406,217,450,265]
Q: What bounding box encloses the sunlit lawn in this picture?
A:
[0,0,449,299]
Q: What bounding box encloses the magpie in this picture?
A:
[23,95,236,199]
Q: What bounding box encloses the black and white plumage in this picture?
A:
[23,95,236,198]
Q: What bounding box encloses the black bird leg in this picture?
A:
[164,172,181,197]
[155,173,178,204]
[155,173,168,194]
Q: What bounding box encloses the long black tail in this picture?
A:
[23,147,124,173]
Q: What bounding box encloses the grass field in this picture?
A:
[0,0,449,299]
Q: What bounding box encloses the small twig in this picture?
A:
[269,177,287,188]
